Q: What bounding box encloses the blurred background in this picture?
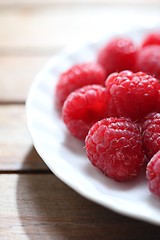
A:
[1,1,160,239]
[1,0,160,103]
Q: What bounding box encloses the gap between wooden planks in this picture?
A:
[0,174,160,240]
[0,105,49,172]
[0,56,50,102]
[1,5,160,103]
[0,5,160,53]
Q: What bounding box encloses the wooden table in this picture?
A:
[1,1,160,239]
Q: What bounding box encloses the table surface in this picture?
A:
[1,1,160,239]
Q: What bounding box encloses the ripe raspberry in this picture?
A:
[141,32,160,47]
[105,70,160,121]
[142,112,160,160]
[136,45,160,79]
[62,85,109,140]
[85,117,145,181]
[146,150,160,198]
[55,62,106,108]
[97,37,138,77]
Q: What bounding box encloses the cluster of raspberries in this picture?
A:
[55,31,160,198]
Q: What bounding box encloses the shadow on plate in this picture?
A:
[62,132,85,157]
[83,162,147,192]
[16,146,160,240]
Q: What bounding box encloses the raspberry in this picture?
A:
[62,85,109,140]
[85,117,145,181]
[105,70,160,121]
[136,45,160,79]
[141,32,160,47]
[55,62,106,108]
[146,150,160,198]
[97,37,138,77]
[142,112,160,160]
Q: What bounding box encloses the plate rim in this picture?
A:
[26,23,160,226]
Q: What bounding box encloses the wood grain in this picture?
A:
[0,5,159,54]
[0,105,48,171]
[0,174,160,240]
[0,56,50,102]
[0,1,160,239]
[0,6,111,52]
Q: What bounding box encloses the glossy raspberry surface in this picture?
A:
[85,117,145,181]
[62,85,109,140]
[55,62,106,108]
[105,70,160,121]
[142,32,160,47]
[136,45,160,79]
[142,112,160,160]
[146,150,160,198]
[97,37,138,77]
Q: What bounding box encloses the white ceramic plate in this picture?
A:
[26,24,160,225]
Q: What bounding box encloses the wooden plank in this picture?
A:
[0,105,48,171]
[0,6,103,52]
[0,174,160,240]
[0,6,93,51]
[0,56,50,102]
[0,6,160,54]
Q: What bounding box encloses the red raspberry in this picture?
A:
[142,112,160,160]
[62,85,109,140]
[105,70,160,121]
[146,150,160,198]
[55,62,106,108]
[85,117,145,181]
[97,37,138,77]
[136,45,160,79]
[141,32,160,47]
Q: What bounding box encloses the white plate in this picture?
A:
[26,24,160,225]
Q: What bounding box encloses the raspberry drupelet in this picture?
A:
[141,32,160,47]
[85,117,145,182]
[142,112,160,160]
[105,70,160,121]
[136,45,160,79]
[97,37,138,77]
[146,150,160,198]
[55,62,106,108]
[62,85,110,140]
